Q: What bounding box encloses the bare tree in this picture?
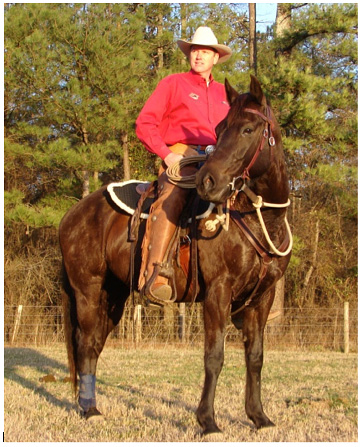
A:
[121,131,131,181]
[249,3,257,74]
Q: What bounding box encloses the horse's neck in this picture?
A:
[252,151,289,205]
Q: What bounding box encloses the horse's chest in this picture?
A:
[197,226,258,280]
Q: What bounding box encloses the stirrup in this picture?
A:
[144,263,177,305]
[151,283,173,302]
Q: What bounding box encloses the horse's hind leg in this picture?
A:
[71,279,127,418]
[241,290,275,429]
[73,284,108,417]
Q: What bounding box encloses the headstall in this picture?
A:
[229,105,276,191]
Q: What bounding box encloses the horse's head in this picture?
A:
[196,76,283,204]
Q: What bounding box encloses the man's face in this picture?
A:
[189,45,219,76]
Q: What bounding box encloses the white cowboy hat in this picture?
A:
[177,26,232,63]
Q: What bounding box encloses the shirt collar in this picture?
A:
[188,69,214,85]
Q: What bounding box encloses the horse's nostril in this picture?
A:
[203,174,215,191]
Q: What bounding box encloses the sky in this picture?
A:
[256,3,278,32]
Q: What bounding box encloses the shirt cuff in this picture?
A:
[157,145,172,160]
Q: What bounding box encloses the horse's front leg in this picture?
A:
[242,291,275,429]
[196,285,230,435]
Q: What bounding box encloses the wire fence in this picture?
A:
[4,302,357,352]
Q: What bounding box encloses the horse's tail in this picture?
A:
[62,262,78,397]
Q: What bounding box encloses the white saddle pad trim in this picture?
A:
[107,180,215,221]
[107,180,151,219]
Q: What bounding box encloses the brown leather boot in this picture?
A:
[139,166,196,303]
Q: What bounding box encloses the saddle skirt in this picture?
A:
[107,180,215,221]
[107,179,214,302]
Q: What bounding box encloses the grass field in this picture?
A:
[4,343,358,442]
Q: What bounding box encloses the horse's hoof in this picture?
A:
[256,418,275,430]
[202,425,222,437]
[83,407,105,422]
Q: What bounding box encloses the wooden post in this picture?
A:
[134,304,142,344]
[343,301,349,354]
[127,306,133,341]
[178,303,186,342]
[35,323,39,346]
[163,305,175,341]
[11,304,23,344]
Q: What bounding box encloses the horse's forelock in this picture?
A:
[227,93,257,126]
[226,93,247,124]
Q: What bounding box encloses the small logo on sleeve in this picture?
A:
[189,93,199,100]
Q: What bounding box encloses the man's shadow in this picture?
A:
[4,347,75,412]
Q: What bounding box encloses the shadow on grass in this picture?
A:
[112,383,256,435]
[4,347,75,412]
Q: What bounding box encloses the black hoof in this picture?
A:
[202,424,222,436]
[255,418,275,430]
[82,407,105,422]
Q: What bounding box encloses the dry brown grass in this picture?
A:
[4,343,358,442]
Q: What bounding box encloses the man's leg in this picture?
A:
[139,171,190,302]
[139,144,198,302]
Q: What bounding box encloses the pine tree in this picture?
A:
[257,3,357,308]
[5,3,153,226]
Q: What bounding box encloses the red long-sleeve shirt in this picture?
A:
[135,70,230,160]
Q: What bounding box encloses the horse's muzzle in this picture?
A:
[196,167,229,204]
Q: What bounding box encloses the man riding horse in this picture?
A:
[136,26,232,303]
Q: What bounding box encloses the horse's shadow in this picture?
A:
[111,383,254,434]
[4,347,75,412]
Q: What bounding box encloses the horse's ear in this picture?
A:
[250,75,267,107]
[225,78,239,105]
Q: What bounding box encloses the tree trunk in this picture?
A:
[268,2,293,314]
[275,3,292,36]
[81,125,90,197]
[275,3,292,56]
[157,12,164,69]
[274,277,285,315]
[180,4,187,67]
[81,171,90,198]
[268,276,285,327]
[121,131,131,180]
[249,3,257,75]
[302,217,319,306]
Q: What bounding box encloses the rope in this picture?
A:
[166,155,207,188]
[252,197,293,256]
[166,155,230,232]
[204,201,230,232]
[166,156,293,256]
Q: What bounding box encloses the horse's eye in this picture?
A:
[243,127,253,135]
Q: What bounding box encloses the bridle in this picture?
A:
[229,105,276,191]
[225,104,293,258]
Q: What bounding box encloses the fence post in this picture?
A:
[178,303,186,342]
[134,304,142,344]
[11,304,23,344]
[343,301,349,354]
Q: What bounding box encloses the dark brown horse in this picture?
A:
[60,76,292,435]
